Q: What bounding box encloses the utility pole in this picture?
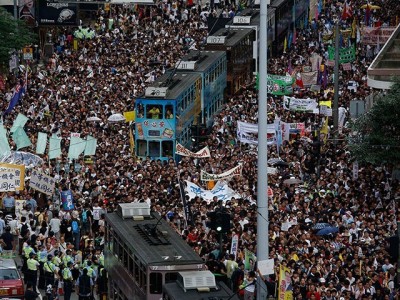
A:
[256,0,269,299]
[13,0,18,21]
[397,221,400,287]
[333,22,340,136]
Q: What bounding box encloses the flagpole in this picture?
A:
[256,0,269,299]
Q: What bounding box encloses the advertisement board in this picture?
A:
[38,0,77,26]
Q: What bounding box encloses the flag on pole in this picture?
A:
[129,127,135,155]
[4,80,26,114]
[284,36,287,53]
[278,265,293,300]
[365,4,371,26]
[0,124,11,156]
[36,132,47,154]
[11,127,32,150]
[341,1,352,20]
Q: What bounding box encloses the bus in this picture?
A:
[135,72,202,161]
[105,206,205,300]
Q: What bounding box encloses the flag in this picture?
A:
[11,127,32,150]
[320,117,329,143]
[84,135,97,156]
[287,59,293,75]
[284,36,287,53]
[341,2,352,20]
[351,17,357,39]
[10,113,29,133]
[365,4,371,27]
[129,128,135,155]
[322,66,328,88]
[0,124,11,156]
[49,134,62,160]
[68,136,86,159]
[4,80,25,114]
[295,72,304,89]
[36,132,47,154]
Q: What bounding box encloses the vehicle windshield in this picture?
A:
[0,269,19,280]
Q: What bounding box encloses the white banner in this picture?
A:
[200,165,242,181]
[0,170,17,192]
[283,96,318,113]
[236,121,276,145]
[338,107,347,134]
[175,143,211,158]
[185,180,241,202]
[301,71,318,86]
[230,234,239,260]
[29,170,55,195]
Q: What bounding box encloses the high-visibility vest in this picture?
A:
[27,258,39,271]
[63,268,72,281]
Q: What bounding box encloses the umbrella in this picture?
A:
[360,4,381,10]
[312,223,331,230]
[0,151,44,167]
[86,116,101,122]
[316,226,339,236]
[108,113,126,122]
[283,177,303,185]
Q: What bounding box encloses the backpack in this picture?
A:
[82,210,88,223]
[72,220,79,234]
[20,223,29,237]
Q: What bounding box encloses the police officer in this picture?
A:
[38,245,48,289]
[27,252,40,293]
[63,261,74,300]
[75,268,93,300]
[44,254,58,288]
[62,249,74,267]
[22,240,34,274]
[84,260,97,282]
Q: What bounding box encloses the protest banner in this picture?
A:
[244,249,257,271]
[278,265,293,300]
[256,73,294,95]
[200,165,242,181]
[176,143,211,158]
[230,234,239,260]
[29,170,55,195]
[61,189,75,211]
[283,96,318,113]
[328,45,356,63]
[185,180,241,202]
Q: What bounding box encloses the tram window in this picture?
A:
[165,105,173,119]
[165,272,178,283]
[162,141,173,157]
[128,255,133,276]
[137,140,147,156]
[149,141,160,157]
[150,273,162,294]
[147,105,163,119]
[136,103,144,118]
[134,260,140,282]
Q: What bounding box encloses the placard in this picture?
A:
[0,163,25,191]
[29,170,55,195]
[0,170,17,192]
[258,259,275,275]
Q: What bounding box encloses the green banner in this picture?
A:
[256,73,294,95]
[328,45,356,63]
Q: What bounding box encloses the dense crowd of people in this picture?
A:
[0,0,400,300]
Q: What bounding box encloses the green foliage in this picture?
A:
[0,7,37,67]
[348,83,400,165]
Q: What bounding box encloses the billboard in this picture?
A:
[19,0,35,27]
[38,0,77,26]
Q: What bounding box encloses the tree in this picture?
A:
[349,83,400,165]
[0,7,37,68]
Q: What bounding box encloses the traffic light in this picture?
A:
[207,211,231,233]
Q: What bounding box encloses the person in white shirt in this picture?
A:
[49,214,61,240]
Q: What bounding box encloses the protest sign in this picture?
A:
[29,170,55,195]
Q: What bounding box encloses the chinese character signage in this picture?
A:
[29,170,55,196]
[0,163,25,191]
[0,170,17,192]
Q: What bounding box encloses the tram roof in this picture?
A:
[105,212,204,265]
[179,50,226,72]
[210,27,254,47]
[140,72,202,100]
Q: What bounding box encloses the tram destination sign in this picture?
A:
[145,87,168,98]
[233,16,251,24]
[207,36,226,45]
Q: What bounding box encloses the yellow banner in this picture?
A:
[124,111,136,122]
[319,100,332,108]
[278,265,293,300]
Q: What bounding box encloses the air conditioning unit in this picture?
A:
[177,271,216,292]
[117,203,150,219]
